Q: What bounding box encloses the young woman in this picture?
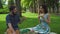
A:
[31,5,50,34]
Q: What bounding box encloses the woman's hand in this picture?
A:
[38,15,40,23]
[41,15,44,18]
[38,15,40,18]
[40,14,44,18]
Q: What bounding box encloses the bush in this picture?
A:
[0,8,9,14]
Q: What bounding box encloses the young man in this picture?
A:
[6,6,20,34]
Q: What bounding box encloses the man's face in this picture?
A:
[11,8,17,15]
[13,8,17,13]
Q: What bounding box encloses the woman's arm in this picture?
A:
[47,14,50,24]
[44,14,50,24]
[38,15,40,23]
[38,10,40,23]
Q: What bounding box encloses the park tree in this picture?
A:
[21,0,40,13]
[21,0,33,11]
[8,0,22,17]
[0,0,3,8]
[29,0,37,13]
[8,0,15,6]
[20,0,60,13]
[55,0,59,13]
[15,0,22,17]
[43,0,60,13]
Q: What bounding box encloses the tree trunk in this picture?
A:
[52,5,55,13]
[29,5,33,12]
[35,0,38,13]
[56,5,59,13]
[33,0,36,13]
[56,0,59,13]
[0,0,3,8]
[37,0,45,14]
[8,0,15,7]
[37,0,40,15]
[15,0,22,17]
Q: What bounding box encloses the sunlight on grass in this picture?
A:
[0,14,7,21]
[22,12,38,18]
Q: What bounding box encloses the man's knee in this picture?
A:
[6,29,12,34]
[15,30,20,34]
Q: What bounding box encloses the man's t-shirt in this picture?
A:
[6,14,20,26]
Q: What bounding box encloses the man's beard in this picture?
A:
[12,12,17,15]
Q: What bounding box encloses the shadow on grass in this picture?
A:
[50,17,60,34]
[19,17,39,29]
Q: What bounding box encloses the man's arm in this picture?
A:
[8,23,15,32]
[6,15,15,32]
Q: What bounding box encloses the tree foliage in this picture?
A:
[21,0,34,8]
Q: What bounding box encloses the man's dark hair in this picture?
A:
[40,5,48,14]
[9,6,16,11]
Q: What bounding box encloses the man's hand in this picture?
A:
[8,23,15,33]
[13,31,16,34]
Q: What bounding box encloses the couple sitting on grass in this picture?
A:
[6,5,50,34]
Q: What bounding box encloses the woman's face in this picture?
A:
[39,6,44,13]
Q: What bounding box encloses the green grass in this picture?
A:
[0,12,60,34]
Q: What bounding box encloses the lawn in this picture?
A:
[0,12,60,34]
